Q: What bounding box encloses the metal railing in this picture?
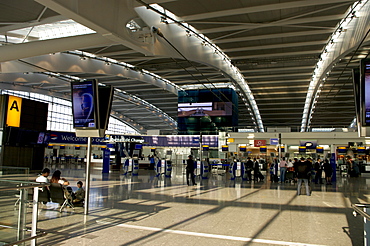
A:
[352,203,370,246]
[352,203,370,221]
[0,179,49,246]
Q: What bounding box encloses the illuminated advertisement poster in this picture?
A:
[71,80,98,128]
[363,60,370,125]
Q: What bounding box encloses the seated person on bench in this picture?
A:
[36,168,51,204]
[72,181,85,205]
[50,170,73,201]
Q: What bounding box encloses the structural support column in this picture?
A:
[84,137,92,215]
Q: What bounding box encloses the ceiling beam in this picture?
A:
[224,40,326,52]
[232,50,321,60]
[182,0,352,21]
[199,15,344,34]
[246,72,312,79]
[214,30,331,44]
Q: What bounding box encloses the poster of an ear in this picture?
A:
[71,80,97,128]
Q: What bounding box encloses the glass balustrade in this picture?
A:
[0,166,47,246]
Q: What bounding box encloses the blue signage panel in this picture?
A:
[270,138,279,145]
[300,140,317,149]
[49,131,105,145]
[102,148,110,173]
[48,131,218,148]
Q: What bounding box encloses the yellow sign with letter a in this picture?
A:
[6,95,22,127]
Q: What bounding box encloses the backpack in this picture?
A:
[297,163,308,174]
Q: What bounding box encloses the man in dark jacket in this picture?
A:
[253,158,263,182]
[186,155,196,186]
[314,158,323,184]
[295,157,312,196]
[245,157,253,181]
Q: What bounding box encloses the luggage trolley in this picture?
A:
[230,161,245,180]
[122,149,132,175]
[340,164,348,177]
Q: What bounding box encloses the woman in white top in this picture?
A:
[287,159,294,168]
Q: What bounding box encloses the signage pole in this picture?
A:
[278,133,282,160]
[200,132,203,163]
[84,136,92,215]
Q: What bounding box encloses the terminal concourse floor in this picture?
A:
[33,165,366,246]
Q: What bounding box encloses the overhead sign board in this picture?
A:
[6,95,22,127]
[254,139,266,147]
[270,138,279,145]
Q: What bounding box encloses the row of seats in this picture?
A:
[27,183,74,212]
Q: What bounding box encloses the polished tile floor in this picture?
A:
[32,165,367,246]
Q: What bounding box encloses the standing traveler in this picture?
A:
[186,155,196,186]
[295,157,312,196]
[323,159,333,185]
[270,158,279,182]
[314,158,323,184]
[279,157,287,183]
[245,157,253,181]
[253,158,264,182]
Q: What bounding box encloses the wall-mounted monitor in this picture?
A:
[71,80,99,129]
[361,59,370,126]
[178,102,232,117]
[353,68,361,129]
[98,84,114,130]
[177,88,238,135]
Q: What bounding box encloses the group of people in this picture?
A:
[185,155,265,185]
[313,158,333,184]
[36,168,85,205]
[244,157,264,182]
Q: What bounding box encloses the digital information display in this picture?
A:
[178,102,232,117]
[363,60,370,125]
[71,80,98,128]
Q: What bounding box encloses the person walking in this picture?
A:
[186,155,196,186]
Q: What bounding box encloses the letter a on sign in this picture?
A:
[6,95,22,127]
